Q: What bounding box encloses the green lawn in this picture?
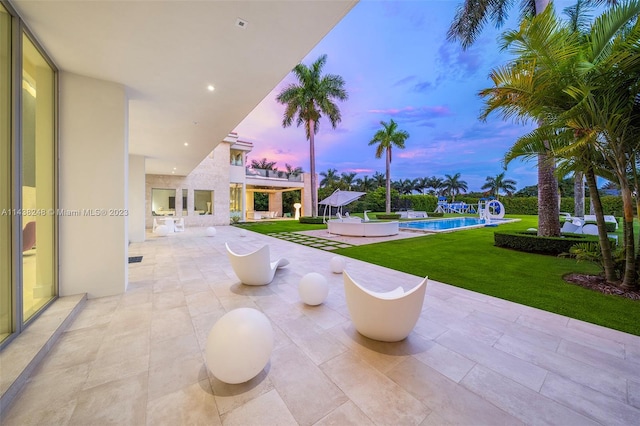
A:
[235,215,640,336]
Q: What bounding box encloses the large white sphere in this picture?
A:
[205,308,274,384]
[205,227,217,237]
[154,225,169,237]
[298,272,329,306]
[329,256,345,274]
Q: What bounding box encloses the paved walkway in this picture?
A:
[3,226,640,425]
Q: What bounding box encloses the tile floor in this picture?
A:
[2,225,640,425]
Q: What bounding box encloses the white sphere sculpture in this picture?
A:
[298,272,329,306]
[239,229,248,237]
[154,225,169,237]
[329,256,345,274]
[205,308,274,384]
[205,227,217,237]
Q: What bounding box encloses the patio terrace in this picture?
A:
[2,226,640,425]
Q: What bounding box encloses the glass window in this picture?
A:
[0,4,12,342]
[151,188,176,216]
[230,184,241,221]
[181,189,187,215]
[194,190,213,215]
[230,150,243,166]
[22,33,56,321]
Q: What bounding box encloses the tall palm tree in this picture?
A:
[442,173,468,201]
[368,119,410,213]
[276,54,348,217]
[481,172,517,200]
[319,168,340,188]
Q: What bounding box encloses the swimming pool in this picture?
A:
[399,217,511,233]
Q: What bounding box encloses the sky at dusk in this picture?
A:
[235,0,578,192]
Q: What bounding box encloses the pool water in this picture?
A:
[399,217,507,232]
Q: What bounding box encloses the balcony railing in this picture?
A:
[246,168,303,182]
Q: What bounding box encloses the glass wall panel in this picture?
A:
[22,34,55,321]
[0,4,12,342]
[194,190,213,215]
[181,189,187,215]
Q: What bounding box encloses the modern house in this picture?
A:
[0,0,357,347]
[145,132,311,227]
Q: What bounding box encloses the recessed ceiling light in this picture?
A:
[184,142,189,146]
[207,85,215,92]
[172,171,175,174]
[173,167,177,170]
[236,18,248,29]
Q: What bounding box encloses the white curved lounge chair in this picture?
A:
[343,270,428,342]
[225,243,289,286]
[581,224,599,235]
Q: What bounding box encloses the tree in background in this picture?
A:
[442,173,468,201]
[277,54,348,217]
[481,172,517,200]
[369,119,410,213]
[250,158,278,171]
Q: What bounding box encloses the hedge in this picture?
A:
[494,231,599,255]
[399,194,624,216]
[299,216,324,224]
[375,214,401,220]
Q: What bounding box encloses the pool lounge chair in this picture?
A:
[225,243,289,286]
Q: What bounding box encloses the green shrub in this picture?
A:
[400,194,438,212]
[299,216,325,224]
[429,212,444,217]
[375,214,401,220]
[560,241,625,279]
[494,231,598,255]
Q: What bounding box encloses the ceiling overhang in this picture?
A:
[11,0,358,175]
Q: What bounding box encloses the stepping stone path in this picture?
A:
[266,232,354,251]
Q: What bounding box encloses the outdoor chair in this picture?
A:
[174,217,185,232]
[225,243,289,286]
[582,224,599,235]
[561,221,582,234]
[343,270,428,342]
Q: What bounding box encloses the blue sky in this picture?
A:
[235,0,578,192]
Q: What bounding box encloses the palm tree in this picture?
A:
[340,172,358,190]
[480,2,640,287]
[427,176,445,195]
[442,173,468,201]
[285,163,303,177]
[368,119,410,213]
[355,175,375,192]
[276,54,348,217]
[250,158,277,171]
[395,178,417,195]
[319,168,339,188]
[481,172,517,200]
[372,171,386,189]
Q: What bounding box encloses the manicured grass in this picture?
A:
[237,215,640,336]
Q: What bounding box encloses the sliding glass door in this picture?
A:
[21,33,55,321]
[0,4,12,343]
